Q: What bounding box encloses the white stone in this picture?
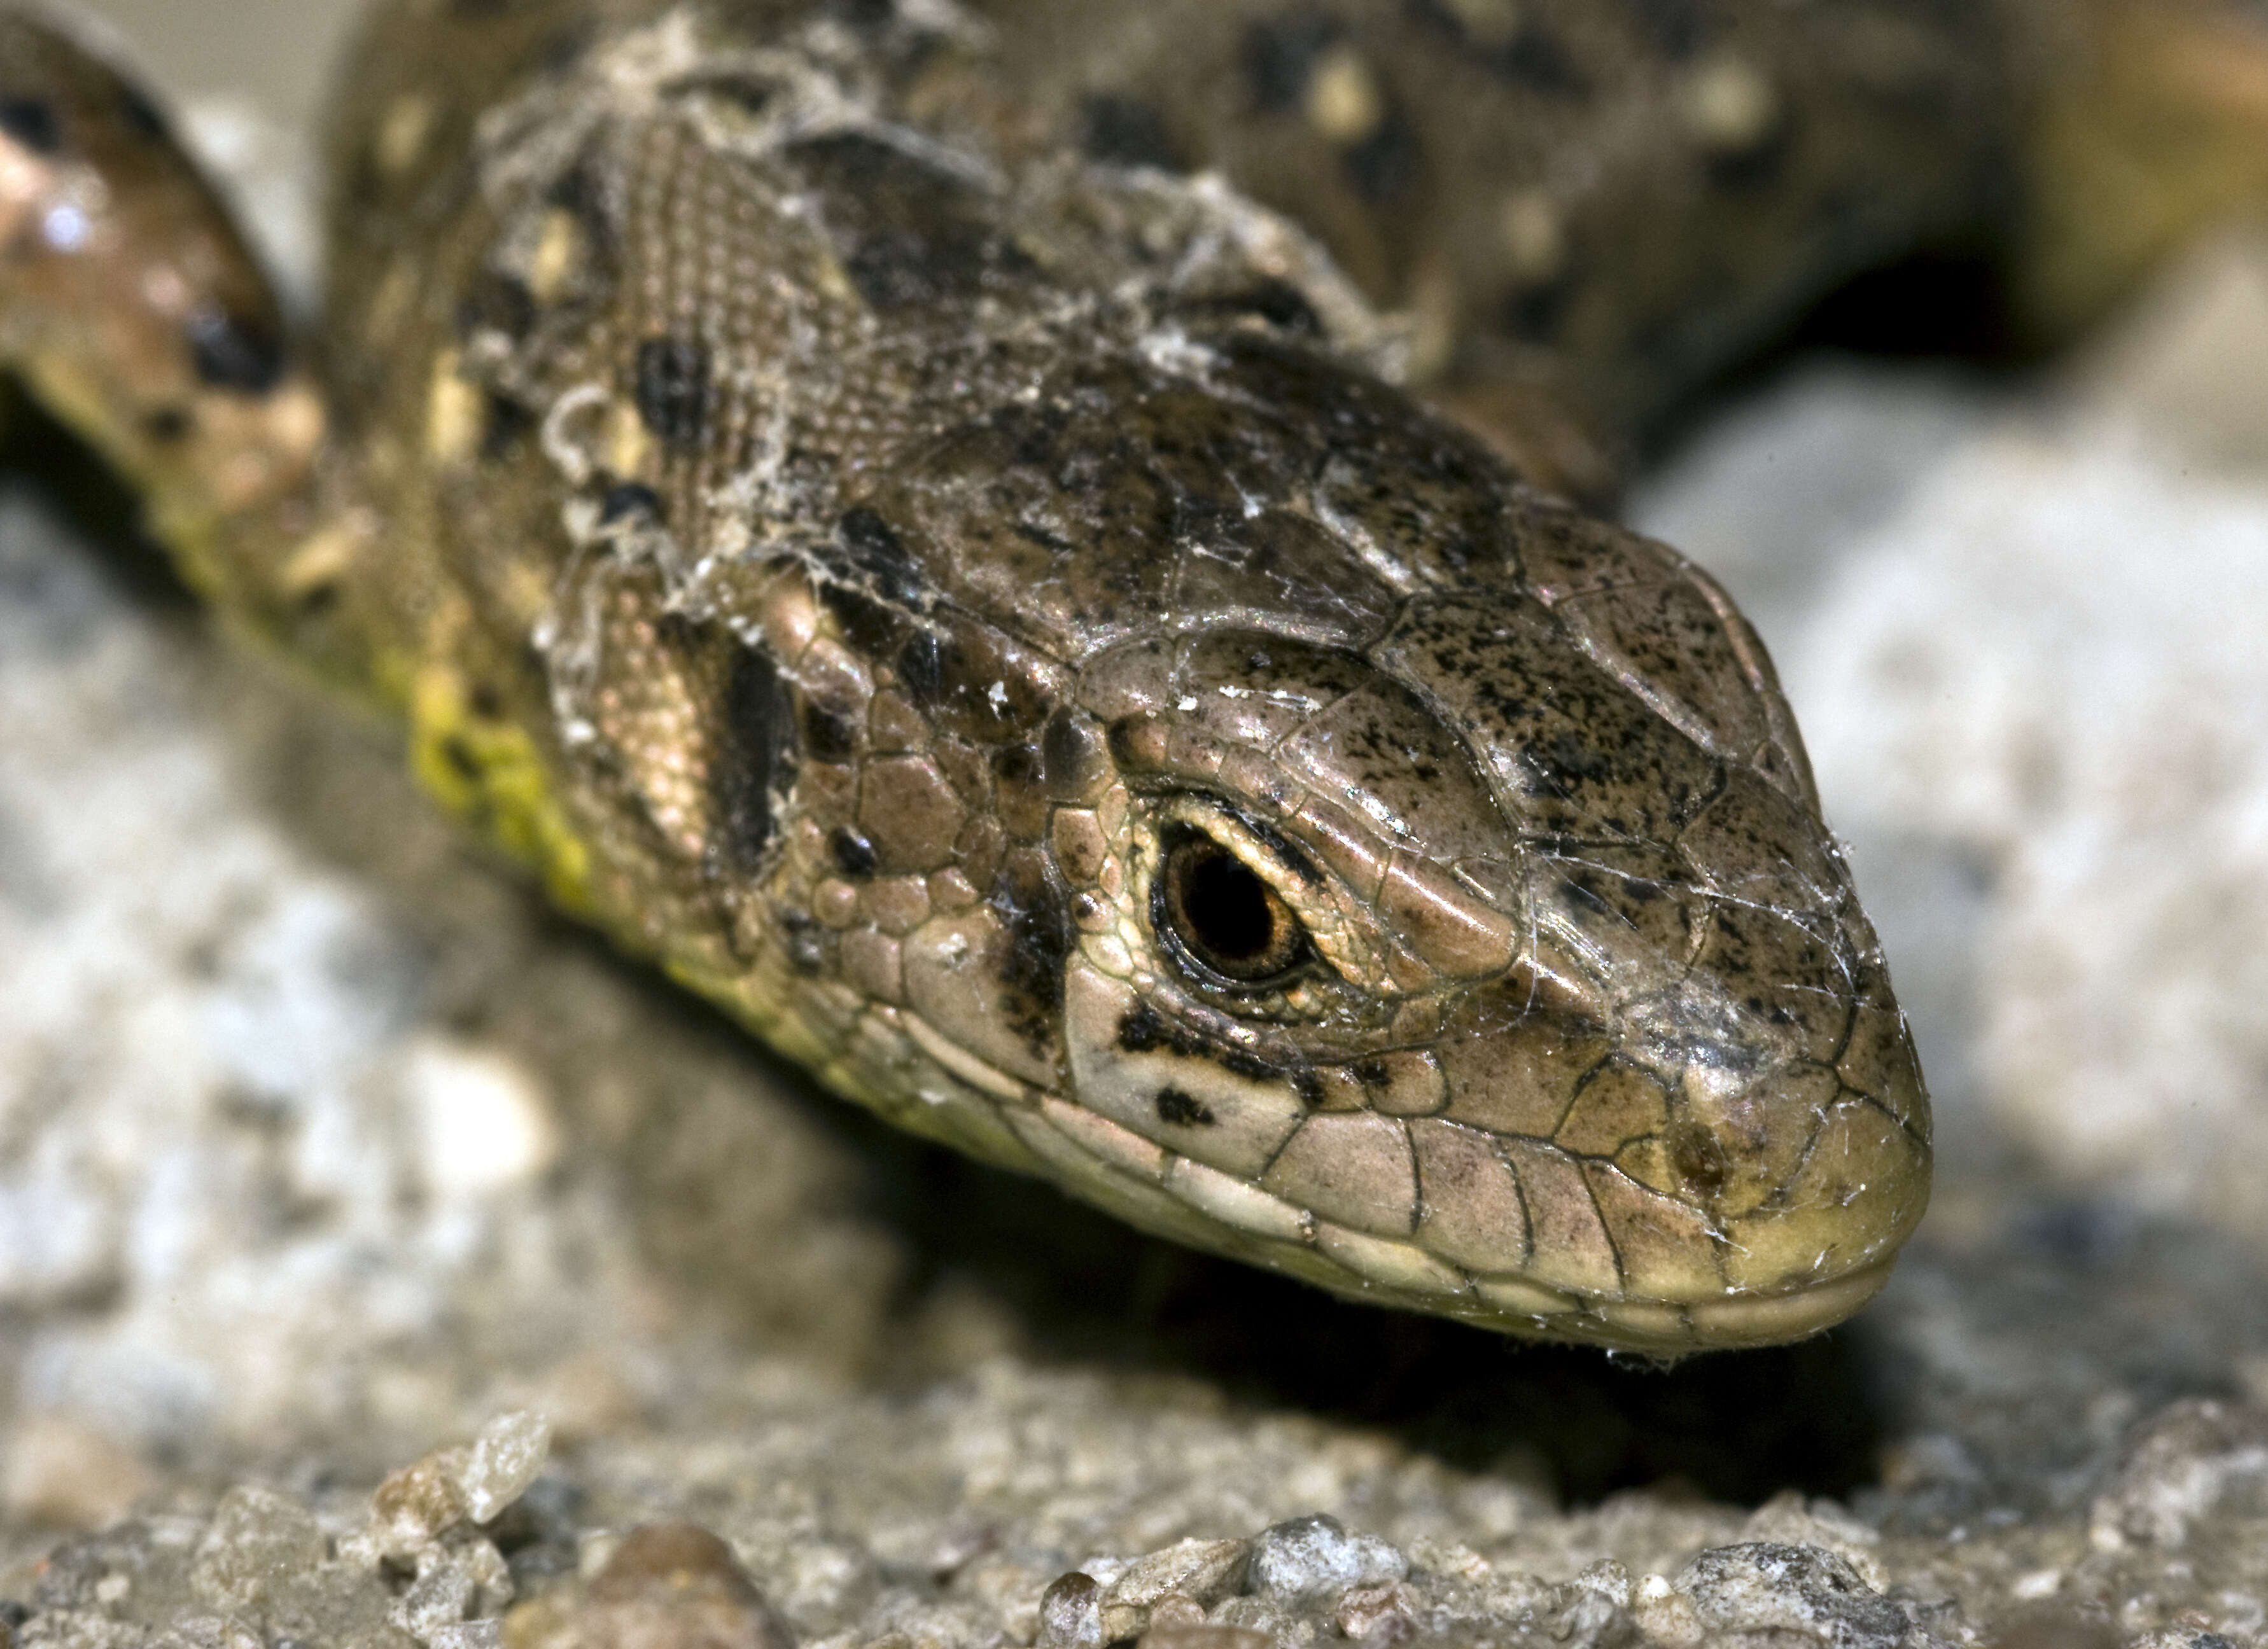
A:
[405,1039,561,1200]
[461,1410,553,1524]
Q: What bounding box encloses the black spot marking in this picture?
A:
[1502,270,1578,344]
[480,392,534,461]
[823,584,905,657]
[1406,0,1586,92]
[1042,707,1107,798]
[141,406,193,444]
[542,155,618,286]
[897,629,946,703]
[825,0,895,27]
[715,646,795,868]
[1341,108,1420,204]
[990,859,1072,1050]
[830,824,879,877]
[186,307,285,394]
[778,909,828,975]
[1156,1087,1216,1127]
[1670,1121,1730,1197]
[1354,1059,1390,1089]
[1243,11,1340,112]
[634,337,711,447]
[459,270,536,342]
[1115,1005,1320,1101]
[1012,520,1071,553]
[801,699,860,762]
[990,400,1069,466]
[1494,26,1585,94]
[1118,1003,1171,1054]
[0,97,59,155]
[1105,714,1157,770]
[116,83,169,143]
[1707,117,1792,191]
[789,132,1021,312]
[1524,731,1614,793]
[1630,0,1707,59]
[599,481,664,524]
[837,506,925,603]
[1080,95,1182,170]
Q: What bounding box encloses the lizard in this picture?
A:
[4,0,2259,1354]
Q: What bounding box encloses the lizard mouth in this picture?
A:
[1424,1254,1907,1356]
[1679,1256,1905,1350]
[1574,1255,1908,1355]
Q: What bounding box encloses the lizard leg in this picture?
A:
[0,8,337,645]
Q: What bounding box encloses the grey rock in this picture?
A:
[1677,1544,1921,1648]
[1035,1572,1102,1649]
[391,1552,477,1643]
[185,1488,322,1614]
[1246,1516,1406,1607]
[461,1414,552,1527]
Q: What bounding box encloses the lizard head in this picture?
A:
[465,95,1926,1353]
[814,331,1929,1354]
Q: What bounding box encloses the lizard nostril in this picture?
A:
[1670,1120,1732,1198]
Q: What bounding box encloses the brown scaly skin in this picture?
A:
[4,0,2239,1353]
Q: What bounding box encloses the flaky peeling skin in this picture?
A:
[8,0,2150,1357]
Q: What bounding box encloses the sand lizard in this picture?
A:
[4,0,2258,1352]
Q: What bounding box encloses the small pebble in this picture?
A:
[1246,1516,1405,1606]
[1037,1572,1102,1649]
[1101,1537,1252,1636]
[1333,1583,1415,1645]
[370,1447,475,1562]
[507,1522,794,1649]
[464,1412,554,1525]
[188,1484,324,1611]
[395,1548,481,1639]
[1676,1544,1909,1649]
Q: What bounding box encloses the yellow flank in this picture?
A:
[409,663,595,915]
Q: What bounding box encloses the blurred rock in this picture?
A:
[1788,230,2268,1246]
[504,1524,792,1649]
[0,1416,153,1534]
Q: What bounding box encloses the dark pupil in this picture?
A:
[1158,828,1311,989]
[1177,841,1277,963]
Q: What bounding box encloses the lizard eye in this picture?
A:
[1154,825,1313,988]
